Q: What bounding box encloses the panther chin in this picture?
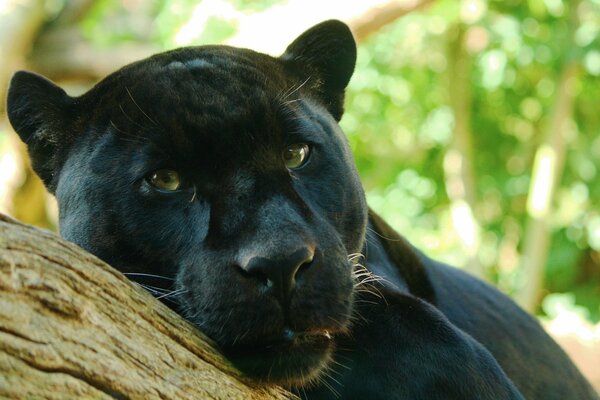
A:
[222,328,336,387]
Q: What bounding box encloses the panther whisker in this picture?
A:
[156,288,187,300]
[366,226,404,242]
[318,371,340,398]
[137,284,172,293]
[113,136,145,146]
[329,357,351,371]
[351,270,373,280]
[125,87,159,127]
[231,328,251,346]
[347,252,365,263]
[351,263,396,300]
[118,104,148,130]
[280,76,311,101]
[353,273,383,284]
[323,363,343,379]
[133,283,168,296]
[109,120,146,145]
[299,373,309,399]
[323,365,343,381]
[133,284,186,305]
[347,309,369,325]
[124,272,174,280]
[167,288,188,297]
[352,298,379,306]
[352,270,387,302]
[281,99,301,106]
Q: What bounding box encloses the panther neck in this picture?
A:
[363,210,435,303]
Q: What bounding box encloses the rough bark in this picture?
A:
[0,214,295,400]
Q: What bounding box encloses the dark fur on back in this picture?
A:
[7,20,598,399]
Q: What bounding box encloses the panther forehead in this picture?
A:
[84,46,291,114]
[154,47,285,83]
[165,58,214,71]
[85,48,295,159]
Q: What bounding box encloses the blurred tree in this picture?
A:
[445,23,482,278]
[514,0,589,313]
[0,0,51,229]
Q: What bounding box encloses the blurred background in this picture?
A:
[0,0,598,387]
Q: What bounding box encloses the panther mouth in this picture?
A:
[223,327,337,387]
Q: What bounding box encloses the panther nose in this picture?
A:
[240,247,315,306]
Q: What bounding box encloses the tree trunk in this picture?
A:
[514,61,579,312]
[444,24,483,279]
[515,1,581,312]
[0,214,295,400]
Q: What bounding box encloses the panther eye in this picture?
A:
[147,169,181,191]
[283,143,310,169]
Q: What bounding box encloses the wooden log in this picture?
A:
[0,214,295,400]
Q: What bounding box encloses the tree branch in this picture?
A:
[349,0,436,42]
[0,214,295,400]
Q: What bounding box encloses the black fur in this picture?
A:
[7,20,598,399]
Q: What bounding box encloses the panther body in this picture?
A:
[8,20,598,399]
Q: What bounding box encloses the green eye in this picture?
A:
[148,169,181,191]
[283,143,310,169]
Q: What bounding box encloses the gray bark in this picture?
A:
[0,214,295,400]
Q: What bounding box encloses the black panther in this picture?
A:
[7,20,598,399]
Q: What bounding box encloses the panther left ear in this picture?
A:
[7,71,76,193]
[281,20,356,121]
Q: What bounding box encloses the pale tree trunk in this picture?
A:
[445,24,483,278]
[0,214,295,400]
[515,2,581,312]
[515,62,579,311]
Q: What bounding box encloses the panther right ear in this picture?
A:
[281,20,357,121]
[7,71,76,193]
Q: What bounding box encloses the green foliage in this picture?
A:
[343,0,600,318]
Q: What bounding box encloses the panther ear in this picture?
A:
[281,19,356,121]
[7,71,76,193]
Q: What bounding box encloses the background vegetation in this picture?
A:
[0,0,598,384]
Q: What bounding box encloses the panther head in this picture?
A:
[7,20,368,387]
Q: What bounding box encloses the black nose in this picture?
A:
[240,247,315,307]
